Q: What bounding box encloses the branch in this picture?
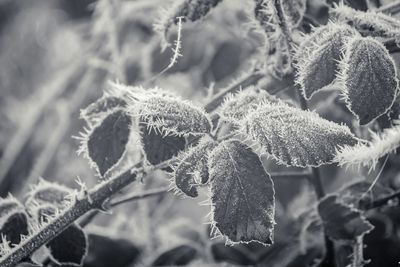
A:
[110,186,169,207]
[363,189,400,210]
[378,0,400,14]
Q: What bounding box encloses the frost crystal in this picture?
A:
[209,140,275,245]
[335,125,400,169]
[244,103,358,167]
[338,36,399,125]
[295,23,359,99]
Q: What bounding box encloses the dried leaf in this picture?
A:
[318,195,373,241]
[138,94,211,136]
[218,87,279,123]
[140,121,186,167]
[295,23,358,99]
[331,3,400,38]
[84,110,132,176]
[47,223,88,266]
[173,137,217,197]
[209,140,275,245]
[339,36,399,125]
[244,103,358,167]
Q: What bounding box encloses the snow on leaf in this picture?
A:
[81,110,132,177]
[25,179,73,208]
[294,23,359,99]
[244,103,358,167]
[281,0,306,29]
[173,136,217,197]
[47,223,88,267]
[318,195,373,241]
[137,94,212,136]
[331,3,400,38]
[218,87,280,123]
[0,196,29,246]
[81,96,127,124]
[338,36,399,125]
[140,120,186,167]
[209,140,275,245]
[335,125,400,169]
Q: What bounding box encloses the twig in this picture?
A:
[363,189,400,210]
[110,186,169,207]
[378,0,400,14]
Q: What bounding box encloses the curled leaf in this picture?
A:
[25,179,72,208]
[138,94,212,136]
[0,196,29,245]
[173,136,217,197]
[295,23,358,99]
[81,96,127,123]
[47,223,88,266]
[244,103,358,167]
[218,87,279,123]
[331,3,400,38]
[339,36,399,125]
[335,125,400,169]
[209,140,275,245]
[80,110,132,177]
[318,195,373,241]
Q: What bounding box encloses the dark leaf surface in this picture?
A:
[87,110,131,176]
[151,244,198,266]
[318,195,373,241]
[209,140,275,245]
[47,223,88,266]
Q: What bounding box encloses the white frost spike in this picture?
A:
[294,23,359,99]
[243,103,358,167]
[173,136,218,198]
[135,94,212,136]
[209,140,275,245]
[336,125,400,169]
[338,36,399,125]
[218,86,280,123]
[331,3,400,39]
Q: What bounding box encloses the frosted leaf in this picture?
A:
[209,140,275,245]
[318,195,373,241]
[253,0,306,34]
[25,179,72,208]
[331,4,400,38]
[155,0,223,41]
[138,95,212,136]
[335,125,400,168]
[0,196,29,246]
[84,110,132,177]
[218,87,279,123]
[81,96,127,123]
[244,103,358,167]
[295,23,359,99]
[339,36,399,125]
[140,120,186,167]
[47,223,88,266]
[173,137,217,197]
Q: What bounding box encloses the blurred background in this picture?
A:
[1,0,400,266]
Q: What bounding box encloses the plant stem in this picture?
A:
[109,186,169,207]
[378,0,400,14]
[364,189,400,210]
